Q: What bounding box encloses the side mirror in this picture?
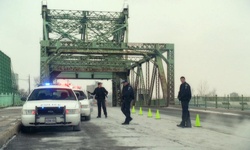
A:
[78,96,85,100]
[21,97,27,101]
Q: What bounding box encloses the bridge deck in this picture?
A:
[2,106,250,150]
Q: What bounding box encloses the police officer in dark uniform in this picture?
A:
[121,80,134,125]
[177,76,192,128]
[88,82,108,118]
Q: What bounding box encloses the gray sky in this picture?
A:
[0,0,250,96]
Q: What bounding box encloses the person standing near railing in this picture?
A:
[177,76,192,128]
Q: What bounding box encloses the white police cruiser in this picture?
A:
[73,89,93,121]
[21,84,81,131]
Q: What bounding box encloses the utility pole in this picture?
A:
[28,75,31,94]
[19,75,31,94]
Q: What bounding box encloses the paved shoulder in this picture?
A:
[0,107,21,148]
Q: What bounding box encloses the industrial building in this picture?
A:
[0,50,18,94]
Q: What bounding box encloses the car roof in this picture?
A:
[73,89,82,91]
[35,85,72,90]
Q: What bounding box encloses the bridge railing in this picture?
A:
[0,94,24,108]
[135,95,250,111]
[183,95,250,111]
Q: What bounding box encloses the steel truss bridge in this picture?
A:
[40,4,175,106]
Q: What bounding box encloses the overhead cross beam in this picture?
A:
[40,4,175,107]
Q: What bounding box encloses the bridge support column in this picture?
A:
[147,64,157,106]
[139,65,146,106]
[133,67,140,105]
[112,73,126,107]
[40,46,50,84]
[167,49,175,105]
[155,56,168,107]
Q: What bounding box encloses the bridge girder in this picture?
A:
[40,4,175,106]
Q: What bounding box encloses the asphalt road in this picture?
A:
[147,106,250,138]
[148,107,250,126]
[4,120,138,150]
[3,107,250,150]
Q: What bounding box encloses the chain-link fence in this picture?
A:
[0,93,24,108]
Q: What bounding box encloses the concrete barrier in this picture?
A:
[0,121,21,148]
[0,94,23,108]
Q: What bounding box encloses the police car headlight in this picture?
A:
[22,109,36,115]
[66,109,79,114]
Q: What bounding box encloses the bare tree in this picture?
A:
[191,88,195,96]
[18,89,29,97]
[34,76,40,87]
[207,88,217,97]
[197,80,209,96]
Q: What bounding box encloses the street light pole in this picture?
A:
[28,75,31,93]
[19,74,31,94]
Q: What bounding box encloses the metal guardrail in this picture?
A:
[135,95,250,111]
[0,94,23,108]
[182,95,250,111]
[135,98,166,107]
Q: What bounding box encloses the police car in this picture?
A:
[20,84,81,131]
[73,89,93,121]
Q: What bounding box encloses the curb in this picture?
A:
[167,106,250,116]
[140,106,250,118]
[0,121,21,148]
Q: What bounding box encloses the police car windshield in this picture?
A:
[28,88,77,101]
[73,90,87,99]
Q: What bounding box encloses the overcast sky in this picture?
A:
[0,0,250,96]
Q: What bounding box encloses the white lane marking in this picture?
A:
[1,116,8,118]
[222,113,241,116]
[167,107,243,116]
[189,109,242,116]
[41,136,84,143]
[0,135,16,150]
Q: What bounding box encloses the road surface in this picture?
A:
[3,107,250,150]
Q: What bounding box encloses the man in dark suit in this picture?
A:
[177,76,192,128]
[121,80,134,125]
[88,82,108,118]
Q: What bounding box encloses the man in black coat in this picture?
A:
[88,82,108,118]
[121,80,134,125]
[177,76,192,128]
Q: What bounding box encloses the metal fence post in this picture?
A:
[215,95,218,108]
[241,95,244,111]
[12,92,15,106]
[197,95,199,107]
[205,95,207,110]
[193,95,196,106]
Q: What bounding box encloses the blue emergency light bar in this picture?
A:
[37,83,52,87]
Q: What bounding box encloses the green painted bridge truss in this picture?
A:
[40,4,175,106]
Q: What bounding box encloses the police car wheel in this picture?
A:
[21,125,34,133]
[81,116,85,121]
[73,122,81,131]
[85,115,91,121]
